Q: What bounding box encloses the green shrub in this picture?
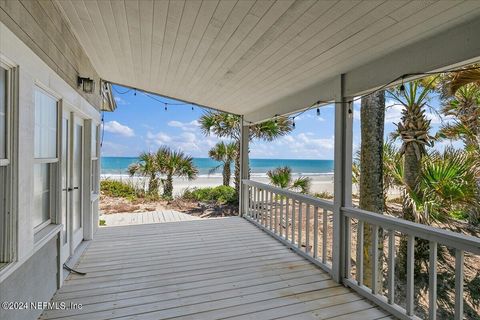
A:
[99,219,106,226]
[182,186,237,205]
[314,191,334,200]
[101,179,138,199]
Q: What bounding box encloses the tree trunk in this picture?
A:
[163,174,173,198]
[148,174,159,196]
[234,141,241,195]
[359,90,385,288]
[398,143,423,277]
[223,161,231,186]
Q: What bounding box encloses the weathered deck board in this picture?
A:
[99,209,200,227]
[40,217,390,320]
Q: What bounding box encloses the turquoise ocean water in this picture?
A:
[101,157,334,177]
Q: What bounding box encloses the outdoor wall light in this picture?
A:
[77,76,95,93]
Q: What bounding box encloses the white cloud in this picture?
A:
[146,131,172,145]
[114,96,129,105]
[167,120,200,131]
[104,121,135,137]
[385,104,404,123]
[145,130,221,157]
[251,133,335,159]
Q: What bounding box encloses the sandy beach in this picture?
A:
[101,174,341,197]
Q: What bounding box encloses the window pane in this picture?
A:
[33,163,50,228]
[0,67,6,159]
[34,89,57,158]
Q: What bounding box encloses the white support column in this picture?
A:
[332,74,353,282]
[239,117,250,216]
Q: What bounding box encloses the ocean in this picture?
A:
[101,157,334,177]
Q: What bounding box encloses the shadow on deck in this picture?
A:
[40,217,393,320]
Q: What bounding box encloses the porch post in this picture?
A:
[332,74,353,282]
[239,117,249,216]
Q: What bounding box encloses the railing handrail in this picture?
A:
[343,206,480,255]
[242,179,334,211]
[242,179,480,320]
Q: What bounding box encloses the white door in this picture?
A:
[71,115,84,253]
[60,107,84,262]
[60,108,70,263]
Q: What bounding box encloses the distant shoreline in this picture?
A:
[101,156,335,176]
[101,174,341,197]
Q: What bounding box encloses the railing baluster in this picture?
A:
[291,200,296,245]
[285,198,289,241]
[261,188,265,225]
[246,186,251,217]
[298,202,303,249]
[263,189,267,226]
[345,216,351,278]
[356,220,364,286]
[274,193,278,234]
[387,230,395,304]
[280,196,284,237]
[269,191,273,230]
[253,187,257,220]
[429,241,437,320]
[406,235,415,316]
[256,188,262,222]
[313,207,319,259]
[305,205,310,254]
[372,225,379,294]
[322,209,328,264]
[455,249,464,320]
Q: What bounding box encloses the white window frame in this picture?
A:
[0,57,18,269]
[33,84,61,234]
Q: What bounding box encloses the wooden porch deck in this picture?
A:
[99,210,200,227]
[40,217,393,320]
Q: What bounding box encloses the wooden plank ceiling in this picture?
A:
[56,0,480,115]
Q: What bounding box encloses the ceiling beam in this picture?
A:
[245,15,480,124]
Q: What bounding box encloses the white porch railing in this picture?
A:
[242,180,480,320]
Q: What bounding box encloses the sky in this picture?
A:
[102,85,461,159]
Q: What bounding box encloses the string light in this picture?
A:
[399,77,405,93]
[111,64,480,128]
[134,89,137,96]
[273,64,480,128]
[165,105,168,111]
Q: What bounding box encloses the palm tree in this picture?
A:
[128,152,160,196]
[389,77,438,277]
[157,146,198,198]
[438,71,480,152]
[208,141,237,186]
[417,148,479,223]
[389,77,438,222]
[359,90,385,288]
[266,166,311,194]
[199,111,293,194]
[438,66,480,223]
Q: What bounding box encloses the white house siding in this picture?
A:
[0,6,101,320]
